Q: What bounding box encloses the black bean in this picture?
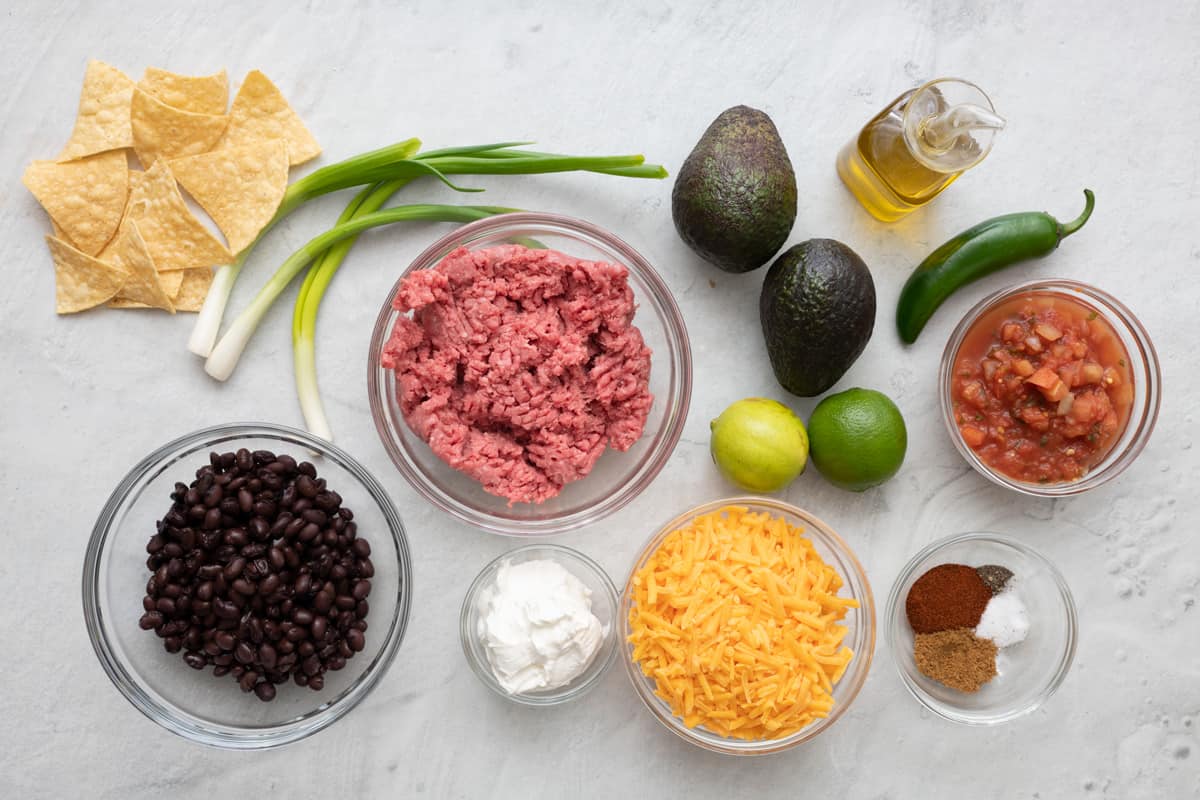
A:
[352,580,371,601]
[259,643,278,670]
[232,579,255,597]
[313,591,333,614]
[310,616,328,641]
[239,671,260,692]
[139,611,163,630]
[156,597,177,616]
[346,629,365,652]
[235,642,255,665]
[204,485,223,507]
[250,517,271,539]
[203,507,222,530]
[183,651,207,670]
[254,681,276,702]
[223,558,246,581]
[352,539,371,558]
[293,608,314,626]
[213,598,240,619]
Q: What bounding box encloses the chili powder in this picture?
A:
[905,563,992,634]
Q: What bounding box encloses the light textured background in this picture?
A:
[2,1,1197,797]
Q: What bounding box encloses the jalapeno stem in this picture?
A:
[1060,189,1095,238]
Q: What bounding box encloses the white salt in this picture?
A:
[976,589,1030,647]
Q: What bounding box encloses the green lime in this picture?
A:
[807,388,906,491]
[710,398,809,492]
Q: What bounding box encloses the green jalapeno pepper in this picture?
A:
[896,189,1095,344]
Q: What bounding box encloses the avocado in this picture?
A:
[760,239,876,396]
[671,105,797,273]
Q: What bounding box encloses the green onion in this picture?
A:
[191,141,666,358]
[188,137,423,357]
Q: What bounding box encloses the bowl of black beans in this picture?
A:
[82,423,412,749]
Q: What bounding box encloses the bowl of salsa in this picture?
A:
[940,280,1160,495]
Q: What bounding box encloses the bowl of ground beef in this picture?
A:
[368,213,692,536]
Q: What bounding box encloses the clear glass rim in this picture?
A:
[367,211,693,536]
[884,531,1079,725]
[902,77,998,173]
[939,278,1161,497]
[619,496,876,755]
[81,422,414,750]
[458,543,620,706]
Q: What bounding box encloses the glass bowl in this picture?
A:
[367,212,692,536]
[82,423,412,749]
[885,532,1077,725]
[459,544,619,706]
[940,279,1160,496]
[620,498,875,755]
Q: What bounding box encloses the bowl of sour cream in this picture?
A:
[459,544,619,705]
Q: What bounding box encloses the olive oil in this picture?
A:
[837,79,1004,222]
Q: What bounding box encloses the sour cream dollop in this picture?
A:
[476,559,607,694]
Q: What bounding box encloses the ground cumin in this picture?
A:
[913,628,998,693]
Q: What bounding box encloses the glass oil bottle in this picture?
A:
[837,78,1005,222]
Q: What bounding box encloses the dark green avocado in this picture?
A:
[760,239,876,396]
[671,105,797,273]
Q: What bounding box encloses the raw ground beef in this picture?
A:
[381,244,653,505]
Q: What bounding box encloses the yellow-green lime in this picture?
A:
[807,388,906,492]
[710,398,808,492]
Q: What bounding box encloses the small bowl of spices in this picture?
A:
[886,532,1076,725]
[460,543,619,705]
[83,423,412,749]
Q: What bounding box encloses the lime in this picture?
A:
[807,388,906,491]
[710,398,809,492]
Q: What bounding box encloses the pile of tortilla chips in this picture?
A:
[22,61,319,314]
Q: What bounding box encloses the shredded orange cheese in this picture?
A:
[628,505,857,740]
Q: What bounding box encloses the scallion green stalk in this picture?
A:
[188,138,423,357]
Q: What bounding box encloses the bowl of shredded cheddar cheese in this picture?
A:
[620,498,875,754]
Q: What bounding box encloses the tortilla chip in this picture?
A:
[171,267,214,312]
[23,151,128,255]
[45,235,128,313]
[169,140,288,254]
[139,67,229,115]
[57,61,136,161]
[107,221,175,312]
[130,87,228,168]
[125,160,231,271]
[219,70,320,165]
[158,269,186,297]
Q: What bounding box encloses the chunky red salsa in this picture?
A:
[951,293,1133,484]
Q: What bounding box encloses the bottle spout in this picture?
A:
[920,104,1007,151]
